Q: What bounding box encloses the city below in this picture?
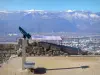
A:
[0,32,100,55]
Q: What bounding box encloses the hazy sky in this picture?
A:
[0,0,100,12]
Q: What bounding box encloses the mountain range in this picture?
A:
[0,10,100,34]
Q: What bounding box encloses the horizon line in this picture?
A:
[0,9,99,13]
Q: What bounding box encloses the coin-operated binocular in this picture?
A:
[19,26,31,39]
[19,26,33,70]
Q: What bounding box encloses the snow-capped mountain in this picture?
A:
[0,10,100,34]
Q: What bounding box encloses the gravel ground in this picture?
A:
[0,56,100,75]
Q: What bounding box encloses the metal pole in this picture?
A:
[77,38,80,55]
[22,38,27,70]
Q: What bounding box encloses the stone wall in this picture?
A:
[0,41,87,64]
[18,41,83,56]
[0,44,17,63]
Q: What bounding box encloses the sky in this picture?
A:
[0,0,100,12]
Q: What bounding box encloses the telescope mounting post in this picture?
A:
[22,38,28,70]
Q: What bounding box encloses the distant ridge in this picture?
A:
[0,10,100,34]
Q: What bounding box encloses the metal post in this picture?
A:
[22,38,27,70]
[77,38,80,55]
